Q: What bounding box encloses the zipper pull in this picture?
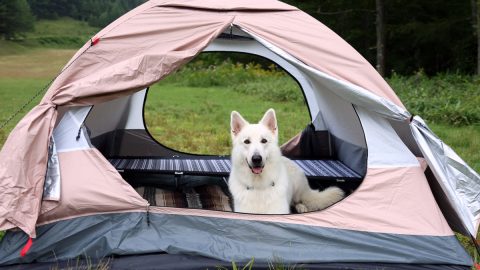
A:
[76,124,83,141]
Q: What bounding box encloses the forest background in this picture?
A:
[2,0,480,75]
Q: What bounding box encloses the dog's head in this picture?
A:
[230,109,279,175]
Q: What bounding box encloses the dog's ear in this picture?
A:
[231,111,248,137]
[259,108,277,134]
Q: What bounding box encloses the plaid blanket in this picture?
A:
[136,185,232,212]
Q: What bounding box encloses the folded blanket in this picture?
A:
[136,185,232,212]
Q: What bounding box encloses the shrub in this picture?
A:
[159,60,303,104]
[232,77,303,103]
[388,72,480,126]
[160,59,480,126]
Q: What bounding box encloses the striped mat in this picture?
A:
[109,158,361,179]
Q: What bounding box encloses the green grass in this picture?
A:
[145,83,309,155]
[22,18,99,48]
[0,40,30,56]
[215,257,306,270]
[162,59,306,104]
[27,18,99,40]
[216,258,255,270]
[429,124,480,172]
[0,47,76,148]
[389,72,480,126]
[0,50,76,78]
[0,78,50,148]
[1,18,99,56]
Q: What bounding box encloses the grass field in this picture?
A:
[0,18,99,54]
[0,41,479,265]
[145,84,309,155]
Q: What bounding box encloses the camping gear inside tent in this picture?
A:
[1,0,479,269]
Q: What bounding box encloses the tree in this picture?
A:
[282,0,378,72]
[472,0,480,75]
[375,0,385,76]
[0,0,34,39]
[282,0,476,75]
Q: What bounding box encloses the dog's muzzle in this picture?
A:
[248,154,264,174]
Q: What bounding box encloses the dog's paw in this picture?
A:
[295,203,309,213]
[323,186,345,203]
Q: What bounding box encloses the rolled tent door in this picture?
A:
[411,116,480,237]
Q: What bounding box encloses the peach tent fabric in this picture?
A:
[0,0,406,237]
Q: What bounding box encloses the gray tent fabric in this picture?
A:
[0,212,472,266]
[42,137,60,201]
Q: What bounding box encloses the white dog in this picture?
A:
[228,109,345,214]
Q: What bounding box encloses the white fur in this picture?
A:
[228,109,345,214]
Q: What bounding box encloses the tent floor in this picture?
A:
[0,253,470,270]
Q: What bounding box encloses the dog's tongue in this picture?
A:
[251,167,263,174]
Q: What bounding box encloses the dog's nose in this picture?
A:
[251,154,263,166]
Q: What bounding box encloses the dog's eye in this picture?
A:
[261,138,268,144]
[244,139,251,144]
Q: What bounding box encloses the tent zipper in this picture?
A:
[146,204,150,226]
[75,124,84,141]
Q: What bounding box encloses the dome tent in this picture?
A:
[0,0,479,268]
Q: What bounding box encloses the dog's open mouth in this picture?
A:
[250,166,263,174]
[247,160,264,174]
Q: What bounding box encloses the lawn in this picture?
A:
[0,18,99,54]
[145,83,310,155]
